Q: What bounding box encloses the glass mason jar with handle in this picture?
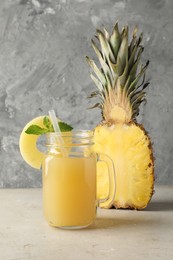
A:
[42,130,116,229]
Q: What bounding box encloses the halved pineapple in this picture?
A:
[19,116,45,169]
[87,23,154,209]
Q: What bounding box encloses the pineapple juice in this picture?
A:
[42,155,97,228]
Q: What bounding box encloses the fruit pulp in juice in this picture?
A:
[42,155,97,227]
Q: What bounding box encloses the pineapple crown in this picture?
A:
[86,23,150,124]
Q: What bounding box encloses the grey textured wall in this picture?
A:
[0,0,172,188]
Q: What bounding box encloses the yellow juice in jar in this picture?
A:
[42,155,97,228]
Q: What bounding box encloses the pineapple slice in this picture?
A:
[19,116,45,169]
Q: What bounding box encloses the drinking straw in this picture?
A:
[48,109,67,156]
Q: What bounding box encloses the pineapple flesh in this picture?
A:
[86,23,154,209]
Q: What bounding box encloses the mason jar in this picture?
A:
[42,130,116,229]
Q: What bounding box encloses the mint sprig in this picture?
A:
[25,116,73,135]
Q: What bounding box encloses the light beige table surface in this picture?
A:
[0,186,173,260]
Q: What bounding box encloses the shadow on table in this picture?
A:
[86,216,158,230]
[85,202,173,230]
[145,201,173,212]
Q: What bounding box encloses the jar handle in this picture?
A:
[97,153,116,208]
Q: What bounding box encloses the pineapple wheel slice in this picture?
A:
[19,116,46,169]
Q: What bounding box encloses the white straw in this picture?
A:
[49,109,61,133]
[48,109,67,156]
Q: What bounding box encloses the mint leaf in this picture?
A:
[58,122,73,132]
[43,116,52,129]
[25,125,49,135]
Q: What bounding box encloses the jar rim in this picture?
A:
[46,130,94,147]
[46,129,93,138]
